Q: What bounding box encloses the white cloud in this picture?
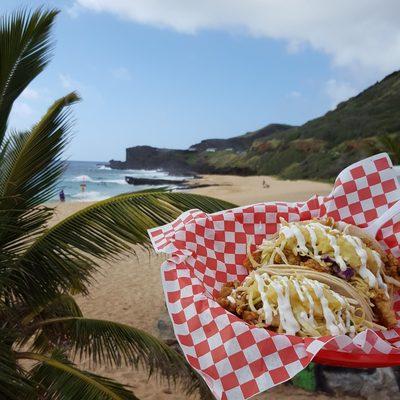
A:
[325,79,358,108]
[66,3,82,18]
[75,0,400,75]
[112,66,132,81]
[288,90,301,98]
[21,87,39,100]
[12,101,34,118]
[59,73,75,90]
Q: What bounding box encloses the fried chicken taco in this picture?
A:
[217,218,400,337]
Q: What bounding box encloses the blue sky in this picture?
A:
[1,0,399,161]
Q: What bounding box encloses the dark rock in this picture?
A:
[318,366,399,399]
[124,176,187,185]
[156,316,175,341]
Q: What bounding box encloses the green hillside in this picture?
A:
[113,70,400,180]
[196,70,400,180]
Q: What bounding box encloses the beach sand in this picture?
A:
[51,175,359,400]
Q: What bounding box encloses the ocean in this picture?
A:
[54,161,189,202]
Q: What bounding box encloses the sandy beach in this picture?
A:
[50,175,360,400]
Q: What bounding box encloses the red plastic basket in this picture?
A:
[314,349,400,368]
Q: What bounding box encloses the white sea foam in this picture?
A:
[70,175,127,185]
[70,190,107,202]
[71,174,96,183]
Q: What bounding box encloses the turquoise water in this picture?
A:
[55,161,188,202]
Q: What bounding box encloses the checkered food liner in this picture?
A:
[148,153,400,400]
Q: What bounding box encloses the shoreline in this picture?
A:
[49,173,332,208]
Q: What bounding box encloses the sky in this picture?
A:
[1,0,400,161]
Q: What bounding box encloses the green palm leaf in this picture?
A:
[0,93,81,307]
[20,350,138,400]
[0,92,80,254]
[13,192,233,306]
[37,317,189,377]
[0,8,58,143]
[27,191,234,261]
[0,339,34,400]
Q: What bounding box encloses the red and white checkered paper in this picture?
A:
[149,153,400,400]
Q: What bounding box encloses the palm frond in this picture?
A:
[0,339,34,399]
[0,91,80,211]
[0,93,81,307]
[26,190,234,262]
[36,317,189,380]
[13,192,233,306]
[0,8,59,143]
[19,350,138,400]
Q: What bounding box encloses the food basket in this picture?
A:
[149,153,400,400]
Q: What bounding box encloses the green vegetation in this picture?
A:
[126,70,400,180]
[201,71,400,179]
[0,9,234,399]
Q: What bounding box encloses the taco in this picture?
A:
[217,218,400,337]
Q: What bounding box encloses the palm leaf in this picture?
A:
[36,317,190,379]
[34,317,207,398]
[0,8,58,143]
[0,93,81,307]
[26,191,234,261]
[17,293,83,351]
[19,350,138,400]
[14,192,233,306]
[0,338,34,399]
[0,92,80,254]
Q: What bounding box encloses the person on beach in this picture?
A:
[263,179,270,189]
[59,189,65,202]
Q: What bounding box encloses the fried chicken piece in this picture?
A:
[385,253,400,281]
[242,311,258,324]
[372,288,397,328]
[283,249,301,265]
[243,250,262,272]
[216,282,237,312]
[217,297,237,313]
[219,281,234,298]
[301,257,330,273]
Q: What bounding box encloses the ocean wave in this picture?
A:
[71,175,96,182]
[97,165,111,170]
[70,175,127,185]
[70,190,107,202]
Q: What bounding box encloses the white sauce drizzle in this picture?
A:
[305,224,321,260]
[292,278,305,302]
[372,251,389,297]
[254,272,273,324]
[227,296,236,304]
[344,235,376,287]
[304,278,345,335]
[280,224,308,254]
[269,276,301,335]
[325,233,347,271]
